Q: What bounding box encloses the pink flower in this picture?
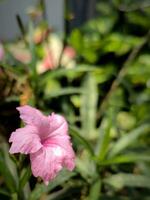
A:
[9,105,75,185]
[36,34,76,74]
[63,47,76,59]
[8,43,31,64]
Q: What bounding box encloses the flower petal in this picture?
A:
[17,105,49,134]
[43,135,75,170]
[30,147,62,185]
[30,144,75,185]
[9,125,42,154]
[47,113,68,138]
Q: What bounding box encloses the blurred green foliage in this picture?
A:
[0,0,150,199]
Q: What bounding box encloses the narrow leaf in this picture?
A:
[0,188,10,197]
[88,179,101,200]
[109,124,150,157]
[19,166,31,190]
[69,126,94,156]
[0,144,17,193]
[96,119,111,161]
[29,170,76,200]
[44,87,83,99]
[100,153,150,165]
[104,173,150,189]
[80,73,98,139]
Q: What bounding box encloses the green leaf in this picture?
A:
[0,155,16,192]
[46,169,76,192]
[28,184,45,200]
[76,150,97,181]
[69,126,94,156]
[69,29,83,52]
[108,124,150,157]
[100,195,130,200]
[82,49,98,63]
[41,66,104,82]
[80,73,98,139]
[19,166,31,190]
[46,186,70,200]
[0,188,10,197]
[102,33,143,55]
[126,12,150,28]
[44,79,60,98]
[85,17,116,35]
[11,193,18,200]
[96,119,111,161]
[127,54,150,84]
[44,87,83,99]
[100,153,150,165]
[104,173,150,189]
[0,144,17,193]
[87,179,101,200]
[29,170,76,200]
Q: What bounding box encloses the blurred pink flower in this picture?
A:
[63,46,76,59]
[37,34,76,74]
[8,43,31,64]
[37,46,76,74]
[42,49,56,70]
[33,27,51,44]
[0,43,4,61]
[9,105,75,185]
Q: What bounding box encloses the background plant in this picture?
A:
[0,0,150,199]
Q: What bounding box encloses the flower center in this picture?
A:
[41,138,52,147]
